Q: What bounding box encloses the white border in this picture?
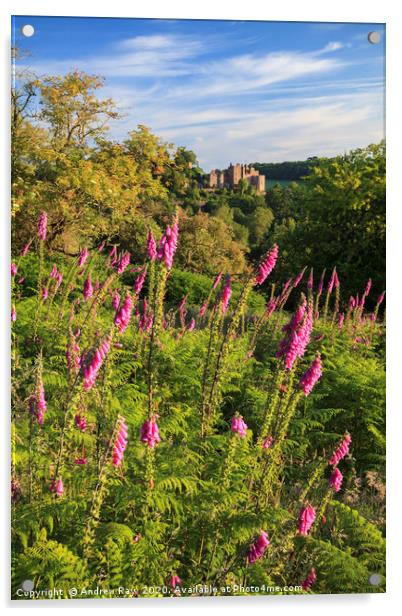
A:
[1,1,401,615]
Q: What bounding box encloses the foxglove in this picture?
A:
[112,418,128,466]
[302,568,317,591]
[298,504,316,535]
[147,230,157,261]
[329,433,352,466]
[83,274,93,300]
[140,416,161,448]
[114,293,133,333]
[300,353,322,396]
[38,211,48,241]
[248,531,270,564]
[81,333,112,390]
[254,244,279,286]
[221,277,232,314]
[231,414,248,438]
[329,467,343,492]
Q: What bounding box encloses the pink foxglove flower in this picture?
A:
[248,531,270,564]
[334,270,340,289]
[41,287,49,300]
[81,333,112,390]
[298,505,316,536]
[49,264,58,279]
[221,277,232,314]
[302,568,317,591]
[169,575,182,589]
[114,293,133,333]
[116,251,131,274]
[188,318,195,332]
[140,416,161,448]
[329,467,343,492]
[294,267,306,288]
[11,306,17,322]
[157,219,179,270]
[199,301,208,317]
[348,296,356,310]
[30,370,47,425]
[318,270,325,296]
[20,239,33,256]
[212,272,223,290]
[109,245,118,266]
[50,478,64,496]
[11,263,17,277]
[112,418,128,467]
[66,333,81,373]
[112,290,120,311]
[262,436,273,449]
[134,268,147,295]
[376,291,385,306]
[139,309,154,332]
[329,433,352,466]
[364,278,372,296]
[78,248,89,267]
[282,298,306,334]
[74,413,87,432]
[83,274,93,300]
[265,298,277,318]
[75,457,87,465]
[38,211,48,241]
[327,268,337,294]
[231,414,248,438]
[338,312,345,328]
[254,244,279,286]
[147,230,157,261]
[98,240,106,252]
[11,478,21,503]
[28,395,44,425]
[55,272,63,292]
[300,353,322,396]
[277,301,313,370]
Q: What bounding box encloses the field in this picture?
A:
[11,218,386,598]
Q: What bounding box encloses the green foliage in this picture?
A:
[271,143,386,300]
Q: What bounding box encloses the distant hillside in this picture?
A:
[253,157,326,181]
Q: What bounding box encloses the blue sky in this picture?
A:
[12,16,385,170]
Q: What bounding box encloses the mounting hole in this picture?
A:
[21,579,34,591]
[368,31,380,44]
[368,573,382,586]
[21,24,35,38]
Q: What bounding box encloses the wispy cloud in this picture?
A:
[16,22,385,168]
[22,33,204,78]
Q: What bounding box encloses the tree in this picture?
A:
[247,206,274,246]
[38,71,119,151]
[175,211,248,276]
[271,143,385,300]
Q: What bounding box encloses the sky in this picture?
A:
[12,16,385,170]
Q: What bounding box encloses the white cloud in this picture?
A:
[17,32,384,168]
[319,41,345,53]
[133,89,384,168]
[21,33,203,78]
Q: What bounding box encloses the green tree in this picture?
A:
[272,143,385,299]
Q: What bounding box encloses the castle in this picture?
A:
[208,163,265,193]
